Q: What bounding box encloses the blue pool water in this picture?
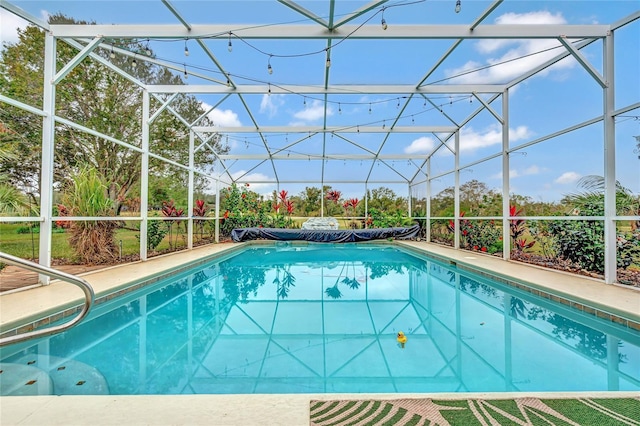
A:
[1,243,639,395]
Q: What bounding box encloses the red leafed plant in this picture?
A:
[510,204,535,252]
[55,204,71,229]
[161,200,185,249]
[193,199,207,241]
[193,199,206,217]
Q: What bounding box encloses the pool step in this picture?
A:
[0,363,53,395]
[0,355,109,395]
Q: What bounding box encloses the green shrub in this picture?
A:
[16,225,38,234]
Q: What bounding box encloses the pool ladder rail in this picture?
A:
[0,251,95,347]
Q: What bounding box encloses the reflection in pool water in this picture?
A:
[1,243,638,395]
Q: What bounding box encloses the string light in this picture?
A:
[228,32,233,52]
[455,0,461,13]
[381,7,388,30]
[368,103,372,114]
[131,55,137,68]
[183,64,188,79]
[325,55,331,68]
[267,55,273,74]
[110,46,115,59]
[184,39,190,56]
[338,103,342,114]
[145,40,152,56]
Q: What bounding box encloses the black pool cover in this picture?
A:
[231,224,421,243]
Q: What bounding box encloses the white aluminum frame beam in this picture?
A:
[558,36,607,88]
[0,0,49,30]
[149,84,506,94]
[277,0,329,28]
[0,94,47,117]
[192,125,457,133]
[53,36,103,85]
[50,24,610,39]
[218,154,427,160]
[472,92,503,124]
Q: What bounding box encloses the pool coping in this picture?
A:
[2,240,639,338]
[398,242,640,331]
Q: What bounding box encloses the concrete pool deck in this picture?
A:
[1,241,639,424]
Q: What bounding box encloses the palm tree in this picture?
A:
[61,165,118,263]
[0,183,30,215]
[564,175,639,229]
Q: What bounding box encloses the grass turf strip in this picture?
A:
[310,397,640,426]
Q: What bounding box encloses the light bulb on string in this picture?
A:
[184,39,190,56]
[110,46,115,59]
[326,56,331,68]
[455,0,461,13]
[381,7,388,30]
[338,103,342,114]
[131,55,137,68]
[267,56,273,74]
[382,120,386,129]
[145,40,152,56]
[228,33,233,52]
[368,103,372,114]
[183,64,188,79]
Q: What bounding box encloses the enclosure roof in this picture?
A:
[2,0,639,193]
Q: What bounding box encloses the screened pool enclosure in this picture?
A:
[0,0,638,285]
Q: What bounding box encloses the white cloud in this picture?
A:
[259,94,285,117]
[228,171,276,194]
[200,103,241,127]
[292,99,332,122]
[0,9,27,45]
[555,171,582,184]
[445,11,576,84]
[404,136,436,154]
[209,109,241,127]
[458,124,532,152]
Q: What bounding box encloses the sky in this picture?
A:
[1,0,639,204]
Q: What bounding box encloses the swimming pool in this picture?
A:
[1,243,639,395]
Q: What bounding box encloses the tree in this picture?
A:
[60,165,118,263]
[367,187,406,213]
[0,13,228,215]
[298,186,322,216]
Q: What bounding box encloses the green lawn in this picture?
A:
[0,222,207,261]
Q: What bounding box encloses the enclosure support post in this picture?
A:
[215,179,220,243]
[502,90,511,261]
[454,130,460,250]
[426,159,431,242]
[407,183,412,218]
[603,31,616,284]
[364,182,369,228]
[139,90,150,261]
[37,32,56,285]
[187,131,194,249]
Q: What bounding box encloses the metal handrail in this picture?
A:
[0,252,95,347]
